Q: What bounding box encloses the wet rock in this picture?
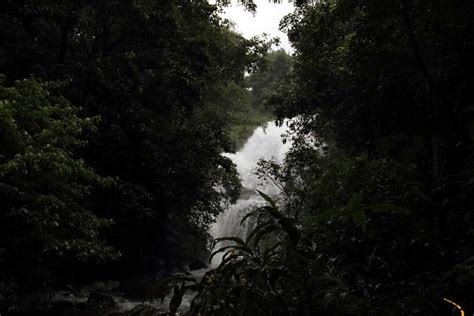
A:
[121,304,168,316]
[86,280,120,293]
[105,280,120,292]
[121,275,160,298]
[50,299,83,315]
[89,281,107,292]
[51,290,77,301]
[86,291,117,313]
[3,293,54,316]
[188,258,207,271]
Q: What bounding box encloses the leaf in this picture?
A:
[209,245,252,264]
[263,241,284,262]
[149,274,196,301]
[251,224,281,247]
[350,209,368,232]
[214,237,247,247]
[278,217,301,247]
[258,205,285,220]
[346,193,363,210]
[312,208,341,223]
[245,221,275,245]
[221,251,241,264]
[240,209,260,225]
[256,189,277,209]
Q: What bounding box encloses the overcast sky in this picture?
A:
[214,0,295,52]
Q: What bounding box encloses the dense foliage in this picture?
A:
[1,0,473,315]
[226,49,292,148]
[183,0,474,315]
[0,77,117,294]
[0,0,274,303]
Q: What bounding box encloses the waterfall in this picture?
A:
[209,121,291,266]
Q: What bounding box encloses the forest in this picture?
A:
[0,0,473,315]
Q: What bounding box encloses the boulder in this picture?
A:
[86,291,117,313]
[121,304,168,316]
[105,280,120,292]
[89,281,108,292]
[188,258,207,271]
[86,280,120,293]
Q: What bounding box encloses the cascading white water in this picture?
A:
[209,121,291,266]
[141,122,292,314]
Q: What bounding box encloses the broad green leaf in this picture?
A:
[263,241,284,261]
[246,221,275,245]
[256,189,277,209]
[351,209,368,232]
[209,245,252,264]
[252,224,281,247]
[240,209,260,225]
[346,193,363,210]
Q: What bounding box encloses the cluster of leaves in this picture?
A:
[267,0,473,313]
[0,78,117,293]
[184,171,422,315]
[179,148,472,315]
[0,0,276,300]
[222,50,293,148]
[176,0,474,314]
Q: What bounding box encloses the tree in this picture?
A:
[213,49,293,148]
[0,0,271,286]
[247,49,292,111]
[180,0,474,314]
[264,0,474,313]
[0,77,117,293]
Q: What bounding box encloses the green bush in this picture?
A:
[0,77,117,293]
